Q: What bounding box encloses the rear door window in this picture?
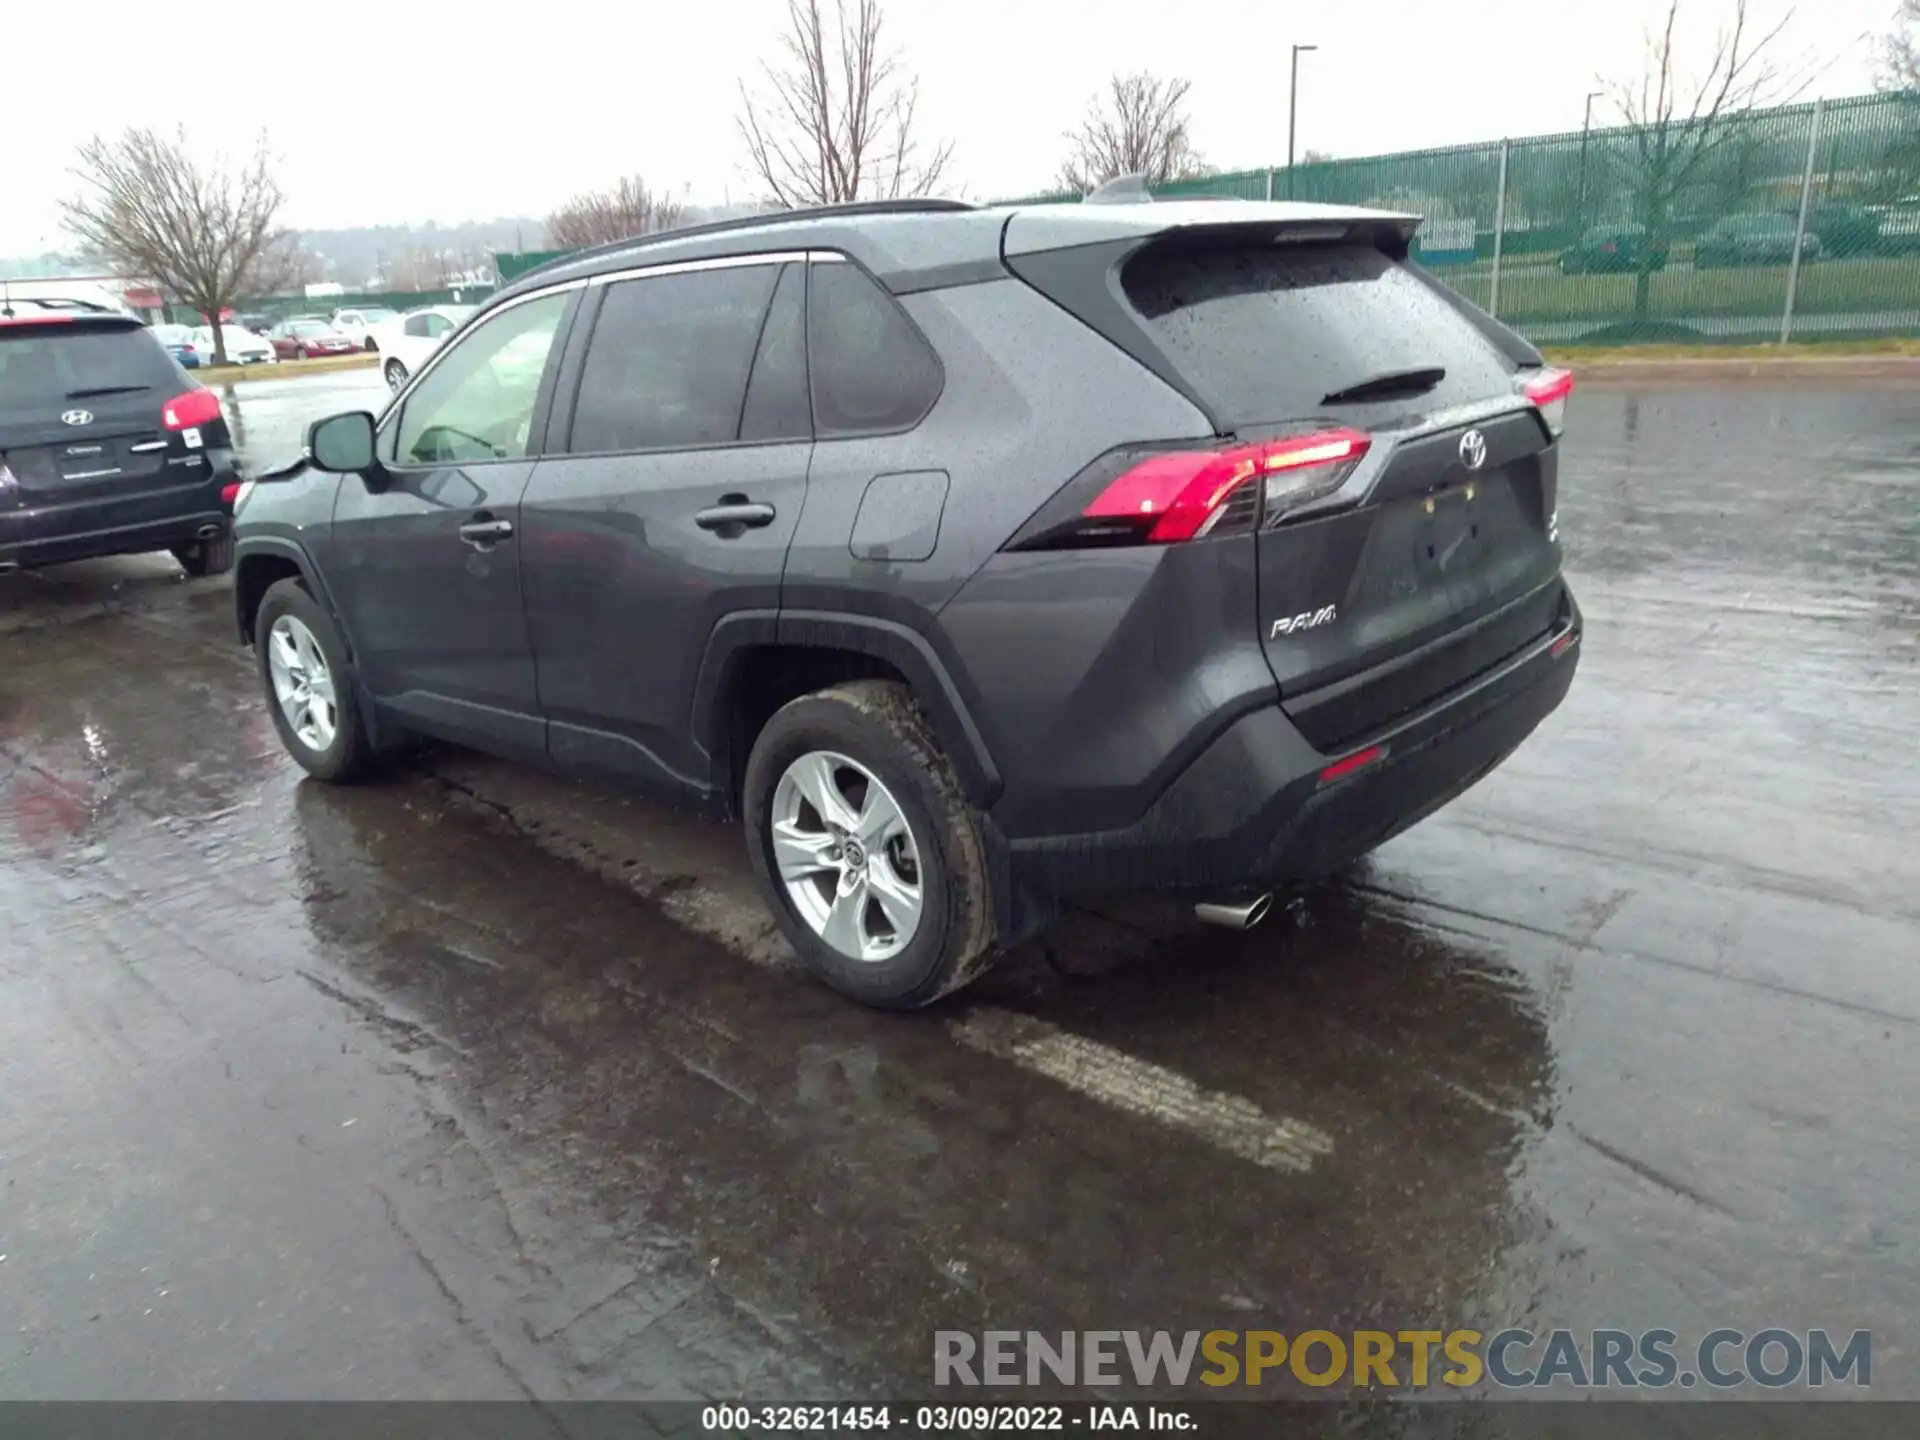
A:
[0,325,178,412]
[806,260,941,437]
[739,263,811,444]
[1121,242,1514,426]
[568,263,780,453]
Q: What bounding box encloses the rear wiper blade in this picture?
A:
[65,385,147,399]
[1319,366,1446,406]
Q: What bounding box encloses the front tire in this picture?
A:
[172,530,234,577]
[744,680,997,1009]
[255,578,375,783]
[384,359,408,392]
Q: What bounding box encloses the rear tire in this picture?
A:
[384,359,408,392]
[172,530,234,577]
[744,680,998,1009]
[255,578,375,783]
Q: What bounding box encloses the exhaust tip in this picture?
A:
[0,560,19,575]
[1194,893,1273,931]
[196,524,223,540]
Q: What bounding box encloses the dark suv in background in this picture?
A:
[1,298,238,577]
[232,197,1582,1009]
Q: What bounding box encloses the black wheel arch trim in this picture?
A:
[691,609,1002,812]
[232,536,345,649]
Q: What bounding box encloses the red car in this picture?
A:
[268,319,359,359]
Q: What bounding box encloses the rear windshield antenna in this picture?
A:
[1083,173,1155,205]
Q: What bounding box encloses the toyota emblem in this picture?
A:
[1458,428,1487,471]
[61,409,94,427]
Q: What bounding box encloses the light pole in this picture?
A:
[1577,90,1603,228]
[1288,44,1318,200]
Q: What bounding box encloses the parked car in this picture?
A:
[329,307,401,351]
[236,312,274,335]
[0,298,238,575]
[374,305,475,391]
[191,325,276,365]
[1811,202,1881,259]
[150,322,204,369]
[232,198,1582,1009]
[1693,214,1822,268]
[269,318,359,360]
[1558,224,1668,275]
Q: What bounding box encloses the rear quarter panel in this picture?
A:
[780,275,1212,630]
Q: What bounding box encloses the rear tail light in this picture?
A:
[163,388,223,431]
[1521,366,1574,438]
[1014,429,1372,549]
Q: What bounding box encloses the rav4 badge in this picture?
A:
[1270,605,1338,639]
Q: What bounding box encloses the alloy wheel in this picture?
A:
[770,750,924,962]
[267,614,338,752]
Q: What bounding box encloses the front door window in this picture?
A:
[391,293,569,465]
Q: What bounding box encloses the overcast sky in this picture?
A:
[2,0,1889,255]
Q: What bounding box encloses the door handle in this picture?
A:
[459,516,515,547]
[695,501,776,533]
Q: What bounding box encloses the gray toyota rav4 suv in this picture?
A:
[233,196,1582,1009]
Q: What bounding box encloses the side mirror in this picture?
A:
[307,410,379,475]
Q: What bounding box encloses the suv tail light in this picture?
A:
[163,389,223,431]
[1010,429,1372,550]
[1522,367,1574,438]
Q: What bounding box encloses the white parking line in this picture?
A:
[949,1008,1334,1174]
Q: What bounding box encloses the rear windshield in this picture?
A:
[0,324,178,409]
[1121,241,1514,425]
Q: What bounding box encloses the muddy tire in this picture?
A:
[744,680,998,1009]
[254,577,375,783]
[172,530,234,577]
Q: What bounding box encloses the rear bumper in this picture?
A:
[998,593,1582,901]
[0,454,238,568]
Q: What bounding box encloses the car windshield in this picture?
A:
[358,309,398,324]
[291,321,329,336]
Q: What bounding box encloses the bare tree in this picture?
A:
[546,175,687,249]
[1603,0,1811,319]
[62,128,287,364]
[1882,0,1920,89]
[738,0,954,208]
[1058,73,1207,195]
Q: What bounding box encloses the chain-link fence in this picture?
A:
[491,91,1920,347]
[1023,91,1920,345]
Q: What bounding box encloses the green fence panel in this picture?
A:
[999,90,1920,346]
[494,250,578,281]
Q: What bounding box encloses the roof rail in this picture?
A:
[506,197,977,286]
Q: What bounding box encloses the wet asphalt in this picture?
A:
[0,372,1916,1408]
